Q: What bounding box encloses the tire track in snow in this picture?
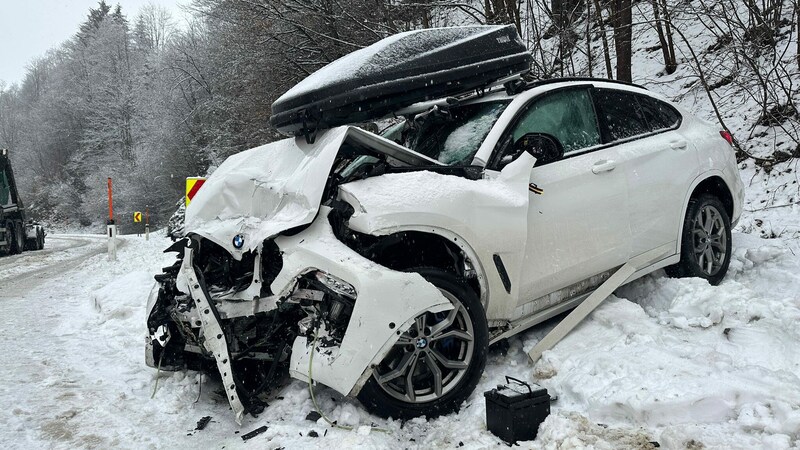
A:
[0,235,122,298]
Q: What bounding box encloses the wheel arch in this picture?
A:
[690,175,734,218]
[357,226,489,308]
[676,171,735,253]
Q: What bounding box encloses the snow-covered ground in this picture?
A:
[0,177,799,450]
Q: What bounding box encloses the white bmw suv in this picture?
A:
[146,26,744,423]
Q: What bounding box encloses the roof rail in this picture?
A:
[520,76,648,91]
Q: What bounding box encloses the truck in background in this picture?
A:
[0,148,45,255]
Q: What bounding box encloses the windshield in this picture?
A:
[383,100,509,165]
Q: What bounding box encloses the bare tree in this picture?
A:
[796,0,800,69]
[651,0,677,74]
[484,0,522,32]
[134,3,175,52]
[593,0,614,79]
[610,0,632,81]
[0,84,21,150]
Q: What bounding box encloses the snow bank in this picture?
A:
[524,234,800,449]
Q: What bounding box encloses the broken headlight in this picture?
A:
[290,270,358,343]
[314,271,356,300]
[312,271,356,329]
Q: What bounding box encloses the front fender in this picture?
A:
[337,154,535,321]
[273,208,452,396]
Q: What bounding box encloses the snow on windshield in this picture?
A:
[439,102,507,165]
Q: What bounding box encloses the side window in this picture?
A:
[512,89,601,155]
[593,89,650,141]
[637,95,681,131]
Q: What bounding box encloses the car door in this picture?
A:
[489,86,631,312]
[591,88,697,256]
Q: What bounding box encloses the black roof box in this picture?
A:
[270,25,532,137]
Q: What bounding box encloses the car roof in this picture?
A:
[390,77,664,118]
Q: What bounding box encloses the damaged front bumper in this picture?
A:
[146,208,452,423]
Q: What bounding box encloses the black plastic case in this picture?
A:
[270,25,532,136]
[484,376,551,444]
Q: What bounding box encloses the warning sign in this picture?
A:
[133,211,142,223]
[186,177,206,206]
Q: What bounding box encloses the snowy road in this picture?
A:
[0,229,799,449]
[0,235,112,298]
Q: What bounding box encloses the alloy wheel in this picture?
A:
[691,204,727,276]
[373,289,474,404]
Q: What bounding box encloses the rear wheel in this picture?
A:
[14,223,24,253]
[6,221,22,255]
[357,268,487,420]
[666,194,732,285]
[25,228,38,251]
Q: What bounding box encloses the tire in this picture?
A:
[6,222,21,255]
[14,223,24,254]
[357,268,488,420]
[666,194,732,285]
[25,228,38,251]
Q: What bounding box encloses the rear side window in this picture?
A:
[593,88,649,141]
[637,95,681,131]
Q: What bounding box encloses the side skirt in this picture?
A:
[488,252,679,345]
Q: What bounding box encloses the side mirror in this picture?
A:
[513,133,564,166]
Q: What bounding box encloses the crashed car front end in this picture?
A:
[145,127,455,423]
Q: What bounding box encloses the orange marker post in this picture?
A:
[107,177,114,224]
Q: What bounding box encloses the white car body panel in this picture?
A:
[518,145,631,308]
[184,126,439,257]
[616,126,699,256]
[184,127,346,257]
[340,153,535,320]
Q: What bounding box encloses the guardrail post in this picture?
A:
[107,220,117,261]
[107,178,117,261]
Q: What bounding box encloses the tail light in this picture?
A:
[719,130,733,146]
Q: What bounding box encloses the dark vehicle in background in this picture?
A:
[0,149,45,255]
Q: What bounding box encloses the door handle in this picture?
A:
[670,140,688,150]
[592,159,616,174]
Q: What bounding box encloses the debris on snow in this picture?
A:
[195,416,212,431]
[240,425,268,442]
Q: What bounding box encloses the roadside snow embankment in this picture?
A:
[524,233,800,449]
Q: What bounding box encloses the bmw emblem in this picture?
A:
[232,234,245,249]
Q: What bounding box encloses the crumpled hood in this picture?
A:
[184,126,438,257]
[184,127,348,257]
